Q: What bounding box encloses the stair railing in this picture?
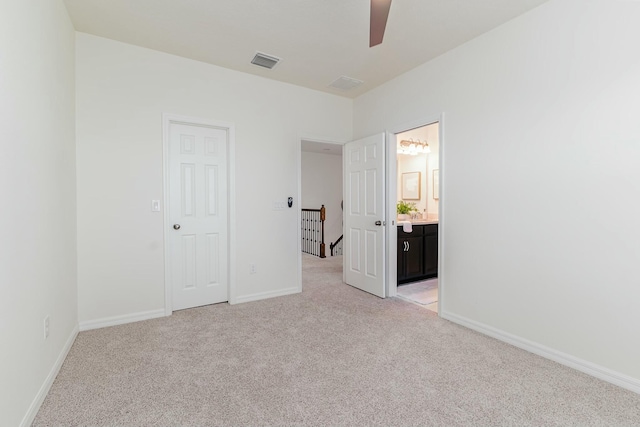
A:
[330,234,343,256]
[301,205,326,258]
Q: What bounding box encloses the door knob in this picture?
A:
[375,221,382,226]
[173,224,181,230]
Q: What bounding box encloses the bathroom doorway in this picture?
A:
[392,121,440,313]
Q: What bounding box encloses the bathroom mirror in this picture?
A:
[401,171,421,200]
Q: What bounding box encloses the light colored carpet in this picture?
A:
[34,254,640,426]
[397,278,438,305]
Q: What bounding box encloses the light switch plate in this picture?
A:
[272,200,286,210]
[152,200,160,212]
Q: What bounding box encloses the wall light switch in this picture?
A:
[152,200,160,212]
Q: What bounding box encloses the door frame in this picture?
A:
[162,113,237,315]
[386,113,445,314]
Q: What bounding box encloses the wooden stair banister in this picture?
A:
[320,205,326,258]
[301,205,326,258]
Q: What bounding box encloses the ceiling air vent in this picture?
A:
[250,52,280,69]
[329,76,364,91]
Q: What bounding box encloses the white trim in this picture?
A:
[234,286,301,304]
[441,310,640,395]
[381,133,388,298]
[227,123,237,305]
[79,309,165,331]
[162,113,237,310]
[385,131,398,297]
[20,324,78,427]
[436,113,445,315]
[342,144,347,285]
[296,140,303,294]
[163,115,172,315]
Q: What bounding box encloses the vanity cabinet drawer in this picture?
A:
[398,224,423,238]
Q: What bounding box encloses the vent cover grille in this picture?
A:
[251,52,280,69]
[329,76,364,91]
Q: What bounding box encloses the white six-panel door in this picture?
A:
[169,123,228,310]
[344,133,386,298]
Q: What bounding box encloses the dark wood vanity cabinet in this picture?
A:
[423,225,438,278]
[398,224,438,284]
[397,231,424,282]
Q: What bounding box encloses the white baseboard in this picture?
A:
[233,286,300,305]
[79,308,166,331]
[20,324,79,427]
[440,310,640,395]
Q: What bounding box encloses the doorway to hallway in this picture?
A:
[299,139,344,288]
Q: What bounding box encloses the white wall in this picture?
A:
[0,1,77,425]
[301,151,343,246]
[76,33,352,323]
[355,0,640,385]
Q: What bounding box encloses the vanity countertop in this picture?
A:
[397,219,438,225]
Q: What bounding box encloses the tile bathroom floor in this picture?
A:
[396,278,438,313]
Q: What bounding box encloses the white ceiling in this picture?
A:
[63,0,549,98]
[301,140,343,156]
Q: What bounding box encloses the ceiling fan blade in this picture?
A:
[370,0,392,47]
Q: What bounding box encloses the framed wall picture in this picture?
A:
[433,169,440,200]
[401,171,421,200]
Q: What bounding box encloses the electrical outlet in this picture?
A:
[249,263,257,274]
[44,316,50,339]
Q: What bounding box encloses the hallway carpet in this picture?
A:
[34,254,640,426]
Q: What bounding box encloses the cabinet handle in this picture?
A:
[406,241,410,251]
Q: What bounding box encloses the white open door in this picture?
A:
[343,133,386,298]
